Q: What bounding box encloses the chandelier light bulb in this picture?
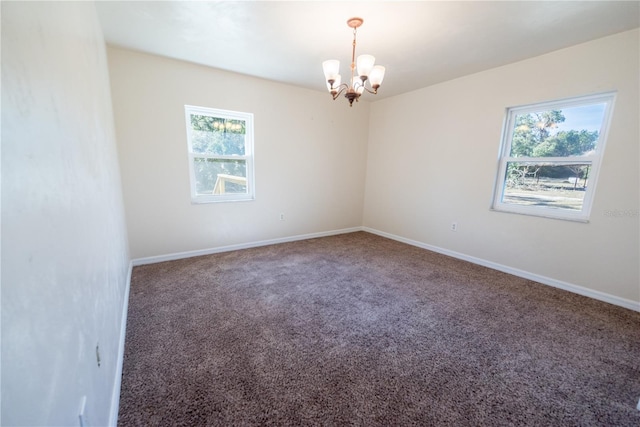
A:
[322,60,340,81]
[369,65,386,88]
[356,54,375,78]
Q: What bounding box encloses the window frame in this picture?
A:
[491,92,616,222]
[184,105,255,204]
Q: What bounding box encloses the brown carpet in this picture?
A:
[118,232,640,426]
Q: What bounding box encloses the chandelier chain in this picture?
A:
[351,27,357,74]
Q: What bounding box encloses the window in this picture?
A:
[185,105,254,203]
[492,92,615,222]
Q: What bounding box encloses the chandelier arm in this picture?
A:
[332,82,350,92]
[331,84,349,100]
[362,86,379,95]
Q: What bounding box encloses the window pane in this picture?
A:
[502,162,592,211]
[193,157,247,195]
[190,115,246,155]
[509,104,606,157]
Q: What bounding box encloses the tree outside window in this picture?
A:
[185,106,255,203]
[492,93,615,221]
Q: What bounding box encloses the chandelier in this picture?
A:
[322,17,386,107]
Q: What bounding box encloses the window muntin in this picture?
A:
[185,106,254,203]
[492,93,615,221]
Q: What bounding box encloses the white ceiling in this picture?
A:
[97,1,640,100]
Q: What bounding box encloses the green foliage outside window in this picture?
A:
[190,114,247,194]
[507,110,599,190]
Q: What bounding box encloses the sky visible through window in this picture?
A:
[555,103,606,133]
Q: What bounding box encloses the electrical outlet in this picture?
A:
[450,222,458,232]
[279,213,285,221]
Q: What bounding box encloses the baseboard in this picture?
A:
[130,225,639,312]
[109,260,133,427]
[131,227,363,266]
[113,225,637,423]
[362,227,640,313]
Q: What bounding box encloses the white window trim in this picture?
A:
[185,105,255,204]
[491,92,616,222]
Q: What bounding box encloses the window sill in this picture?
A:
[191,196,255,204]
[490,205,590,223]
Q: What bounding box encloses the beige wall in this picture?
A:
[108,30,638,305]
[2,2,130,425]
[364,29,639,304]
[108,47,370,259]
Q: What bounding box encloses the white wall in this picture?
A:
[107,47,369,259]
[364,29,639,305]
[1,2,130,426]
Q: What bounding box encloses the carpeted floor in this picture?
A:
[118,232,640,426]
